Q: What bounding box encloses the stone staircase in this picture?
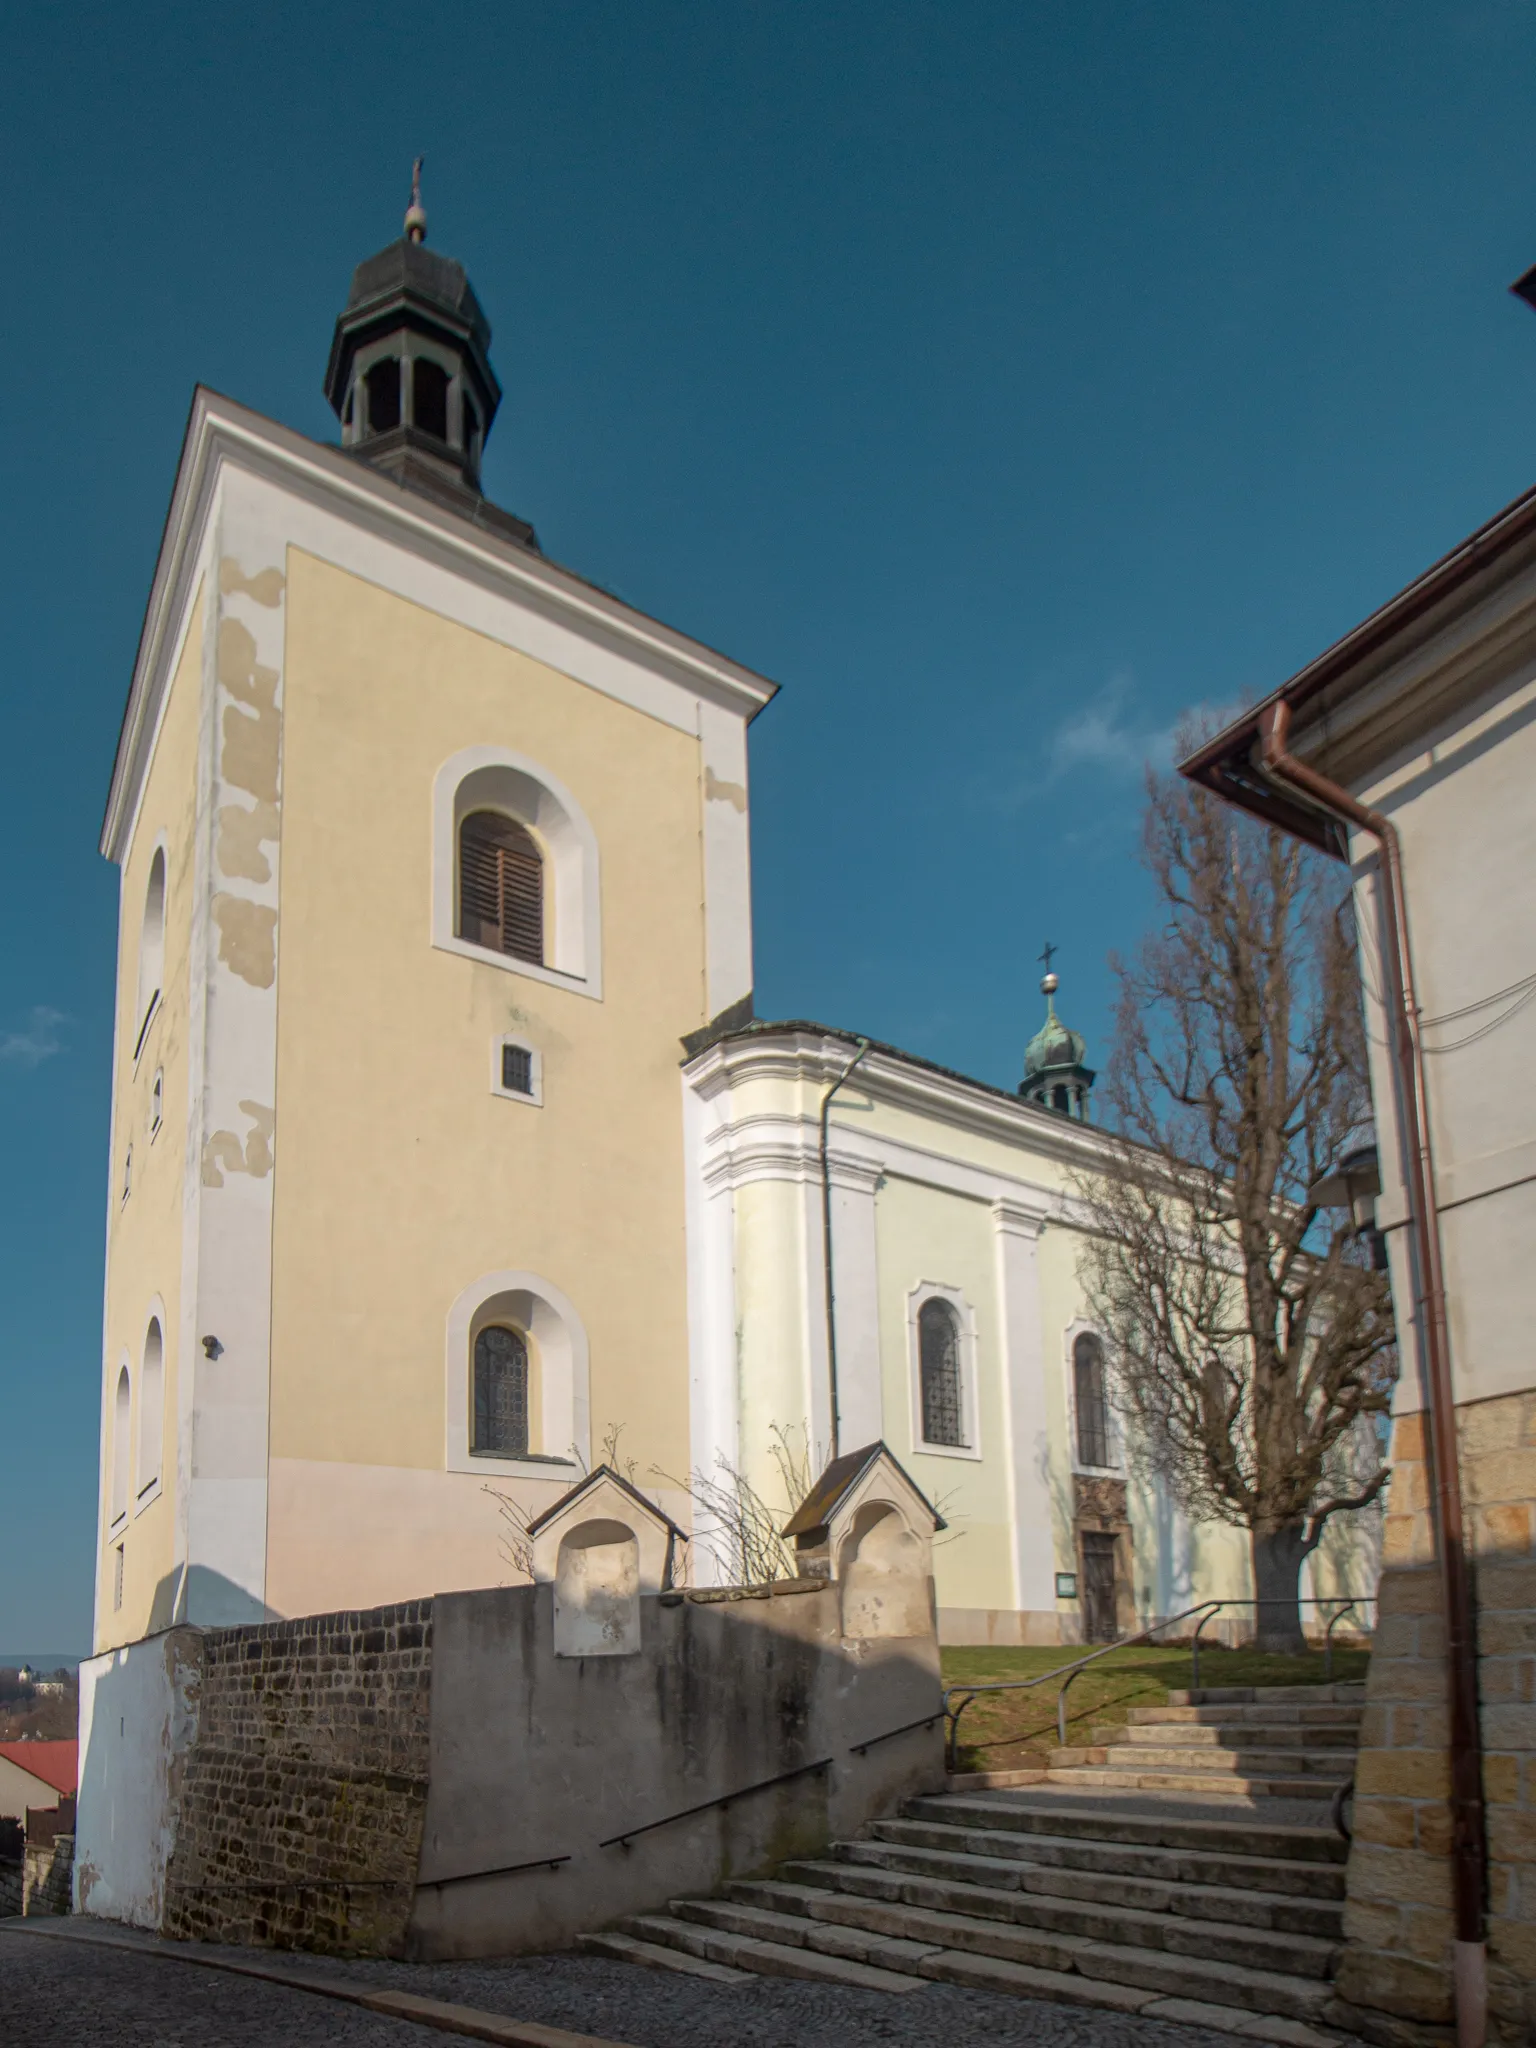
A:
[1046,1682,1364,1799]
[583,1683,1364,2041]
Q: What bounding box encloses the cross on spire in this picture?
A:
[405,156,427,244]
[1038,941,1058,974]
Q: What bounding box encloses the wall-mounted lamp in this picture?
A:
[1308,1141,1387,1270]
[201,1335,224,1359]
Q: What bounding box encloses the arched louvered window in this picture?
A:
[458,811,544,964]
[473,1325,529,1457]
[1074,1332,1111,1468]
[918,1297,965,1448]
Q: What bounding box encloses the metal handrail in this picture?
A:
[943,1592,1376,1773]
[943,1601,1220,1770]
[1189,1595,1374,1687]
[600,1754,834,1850]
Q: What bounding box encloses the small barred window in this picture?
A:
[501,1043,534,1095]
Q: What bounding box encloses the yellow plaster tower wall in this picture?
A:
[263,550,711,1610]
[98,585,205,1649]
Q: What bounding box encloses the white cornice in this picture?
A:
[102,388,780,863]
[686,1029,1127,1177]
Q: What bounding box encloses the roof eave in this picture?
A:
[1179,470,1536,851]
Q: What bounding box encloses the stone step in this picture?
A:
[1167,1685,1365,1707]
[616,1911,927,1992]
[741,1868,1334,2022]
[1119,1722,1360,1749]
[670,1895,943,1975]
[909,1794,1349,1864]
[797,1850,1338,1978]
[1044,1765,1343,1798]
[1127,1703,1363,1729]
[578,1930,752,1981]
[1101,1744,1354,1776]
[871,1815,1347,1901]
[849,1833,1344,1937]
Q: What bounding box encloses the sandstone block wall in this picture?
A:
[1336,1396,1536,2046]
[23,1834,74,1916]
[162,1600,432,1954]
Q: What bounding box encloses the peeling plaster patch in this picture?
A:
[202,1101,276,1186]
[216,800,281,884]
[212,895,277,988]
[704,769,747,812]
[219,558,285,607]
[217,619,281,804]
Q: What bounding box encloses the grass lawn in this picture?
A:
[938,1641,1372,1771]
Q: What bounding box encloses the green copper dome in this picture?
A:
[1024,992,1088,1080]
[1020,970,1095,1118]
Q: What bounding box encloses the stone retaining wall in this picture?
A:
[1335,1395,1536,2045]
[162,1599,432,1954]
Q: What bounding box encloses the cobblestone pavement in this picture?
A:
[3,1923,1254,2048]
[0,1929,442,2046]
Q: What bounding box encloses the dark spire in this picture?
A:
[323,169,536,548]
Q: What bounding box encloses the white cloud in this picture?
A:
[1047,675,1177,783]
[0,1007,67,1068]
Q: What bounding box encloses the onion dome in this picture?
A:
[1020,968,1095,1120]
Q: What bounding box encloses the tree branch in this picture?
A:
[1300,1464,1391,1557]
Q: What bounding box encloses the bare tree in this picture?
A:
[656,1424,815,1588]
[1073,746,1396,1651]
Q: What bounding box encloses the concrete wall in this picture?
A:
[408,1575,942,1960]
[77,1526,941,1960]
[75,1629,201,1928]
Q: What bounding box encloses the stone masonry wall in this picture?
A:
[1334,1396,1536,2046]
[162,1599,432,1954]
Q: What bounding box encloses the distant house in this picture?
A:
[0,1742,78,1820]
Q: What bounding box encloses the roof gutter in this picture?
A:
[1252,699,1486,2048]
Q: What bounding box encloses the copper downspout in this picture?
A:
[1257,700,1487,2048]
[820,1037,871,1462]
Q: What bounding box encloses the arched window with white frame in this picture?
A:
[137,1317,164,1503]
[445,1270,591,1478]
[135,846,166,1054]
[111,1365,131,1525]
[432,749,602,999]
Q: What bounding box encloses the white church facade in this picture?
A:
[92,195,1331,1656]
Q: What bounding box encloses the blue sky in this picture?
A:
[4,1,1536,1653]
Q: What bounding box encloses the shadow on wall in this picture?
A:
[145,1564,278,1635]
[74,1446,947,1961]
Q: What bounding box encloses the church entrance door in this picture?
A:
[1080,1531,1119,1644]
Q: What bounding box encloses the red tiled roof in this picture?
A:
[0,1740,77,1798]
